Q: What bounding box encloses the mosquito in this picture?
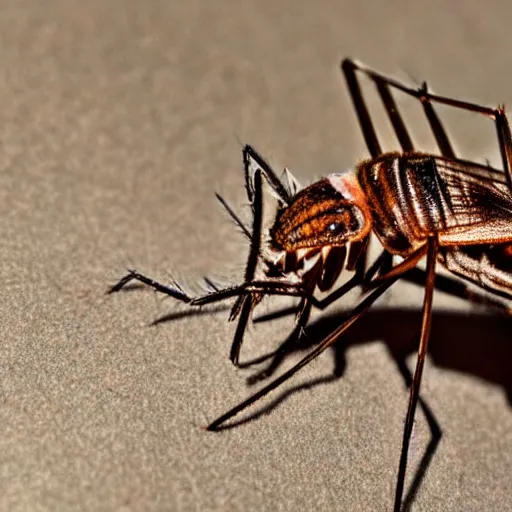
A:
[109,58,512,511]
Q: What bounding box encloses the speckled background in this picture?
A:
[1,1,511,511]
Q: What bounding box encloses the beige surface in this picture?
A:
[1,1,512,511]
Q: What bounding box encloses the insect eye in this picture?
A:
[328,222,342,233]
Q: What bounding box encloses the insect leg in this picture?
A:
[109,271,192,301]
[391,355,442,511]
[419,89,512,191]
[246,297,314,383]
[246,245,389,378]
[362,249,393,284]
[228,145,298,366]
[438,246,512,303]
[255,244,409,330]
[341,58,383,158]
[341,59,398,288]
[347,57,512,189]
[215,187,311,369]
[405,265,511,315]
[206,244,430,431]
[252,246,387,327]
[109,273,310,304]
[354,61,512,307]
[348,59,512,306]
[309,247,398,311]
[250,244,427,381]
[370,70,414,152]
[228,166,264,365]
[393,236,438,512]
[206,274,400,431]
[243,144,292,205]
[418,81,456,158]
[344,58,456,157]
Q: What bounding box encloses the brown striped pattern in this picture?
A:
[270,177,369,252]
[357,152,512,256]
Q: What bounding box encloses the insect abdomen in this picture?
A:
[357,152,448,255]
[358,152,512,254]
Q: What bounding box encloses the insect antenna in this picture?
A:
[215,192,252,240]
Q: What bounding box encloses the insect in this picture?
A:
[109,58,512,511]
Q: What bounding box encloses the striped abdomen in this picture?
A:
[357,152,512,256]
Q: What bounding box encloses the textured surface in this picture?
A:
[1,1,512,511]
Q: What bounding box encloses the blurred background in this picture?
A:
[1,1,511,511]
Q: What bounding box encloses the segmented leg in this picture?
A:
[206,274,400,431]
[246,297,313,383]
[109,273,310,304]
[356,57,512,306]
[206,244,429,431]
[344,58,512,188]
[249,244,427,381]
[109,145,294,367]
[227,160,264,366]
[393,237,438,512]
[391,354,442,511]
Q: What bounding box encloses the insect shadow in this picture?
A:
[139,291,510,511]
[243,302,510,511]
[136,280,511,421]
[202,303,512,425]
